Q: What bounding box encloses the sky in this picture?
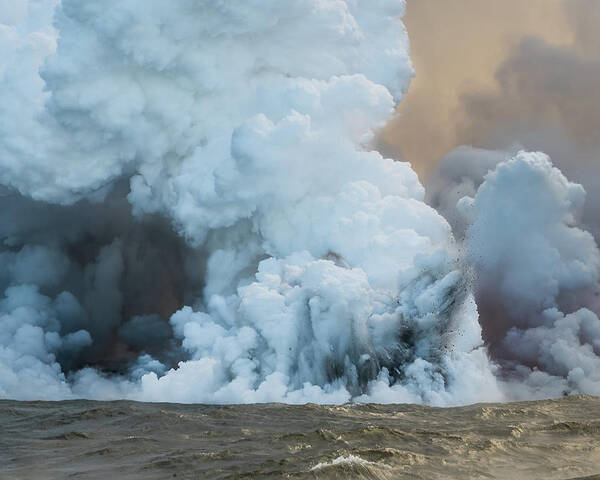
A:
[380,0,597,176]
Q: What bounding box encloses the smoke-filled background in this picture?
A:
[380,0,600,399]
[0,0,599,405]
[382,0,600,238]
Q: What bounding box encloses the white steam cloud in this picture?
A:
[0,0,598,405]
[459,152,600,398]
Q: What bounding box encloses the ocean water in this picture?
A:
[1,396,600,479]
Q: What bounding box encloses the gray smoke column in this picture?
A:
[0,0,503,405]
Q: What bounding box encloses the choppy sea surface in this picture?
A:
[1,395,600,479]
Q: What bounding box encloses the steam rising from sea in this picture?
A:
[1,0,599,405]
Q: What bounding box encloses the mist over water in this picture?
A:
[0,0,599,405]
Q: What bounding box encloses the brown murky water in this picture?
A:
[1,395,600,479]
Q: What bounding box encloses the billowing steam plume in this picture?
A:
[0,0,599,405]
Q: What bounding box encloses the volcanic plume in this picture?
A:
[1,0,599,404]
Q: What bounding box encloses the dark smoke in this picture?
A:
[0,181,204,374]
